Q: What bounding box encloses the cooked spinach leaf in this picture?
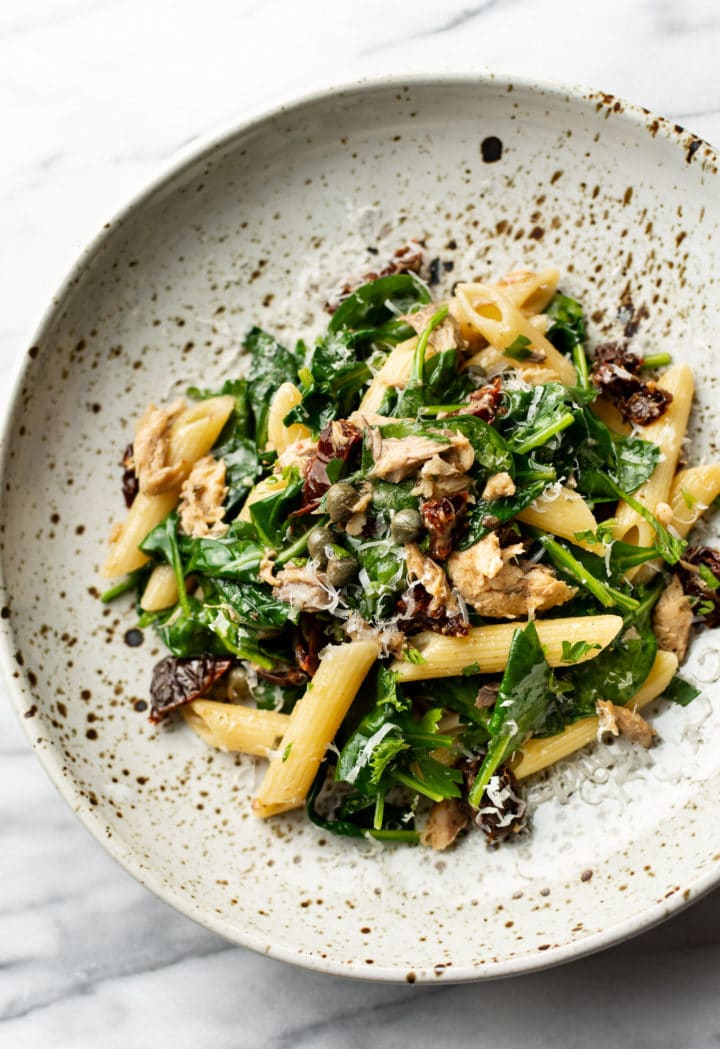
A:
[244,327,299,450]
[460,479,546,548]
[545,293,586,354]
[328,273,431,339]
[285,331,372,434]
[139,512,189,612]
[662,675,701,707]
[467,622,557,806]
[248,471,304,547]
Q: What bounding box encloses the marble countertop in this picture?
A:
[4,0,720,1045]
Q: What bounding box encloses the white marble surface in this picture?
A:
[3,0,720,1044]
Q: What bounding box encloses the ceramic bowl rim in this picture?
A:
[1,70,718,983]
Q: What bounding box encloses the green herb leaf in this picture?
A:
[328,273,431,339]
[504,334,533,360]
[467,621,557,806]
[545,293,586,353]
[537,533,639,612]
[139,512,189,613]
[699,564,720,592]
[248,470,304,548]
[561,640,602,664]
[243,328,299,451]
[663,674,701,707]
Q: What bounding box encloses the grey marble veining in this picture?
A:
[4,0,720,1045]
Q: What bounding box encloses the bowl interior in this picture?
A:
[3,76,720,981]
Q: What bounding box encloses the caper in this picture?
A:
[326,553,360,588]
[391,507,423,544]
[307,525,334,566]
[325,481,358,523]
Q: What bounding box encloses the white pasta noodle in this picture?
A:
[183,700,290,756]
[266,382,311,453]
[252,641,380,818]
[511,651,678,779]
[454,282,577,384]
[669,463,720,538]
[391,615,622,682]
[140,564,178,611]
[517,486,605,554]
[102,394,235,578]
[612,364,694,549]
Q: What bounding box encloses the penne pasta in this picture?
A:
[392,615,623,682]
[495,267,559,316]
[449,268,559,348]
[183,700,290,756]
[511,650,678,779]
[612,364,694,549]
[363,269,560,409]
[102,491,178,578]
[517,486,605,554]
[454,283,577,385]
[252,641,380,818]
[669,463,720,538]
[140,564,179,612]
[102,395,235,578]
[266,382,311,453]
[359,338,417,414]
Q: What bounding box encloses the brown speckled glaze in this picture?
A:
[2,74,720,982]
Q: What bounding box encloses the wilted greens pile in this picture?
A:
[104,269,710,849]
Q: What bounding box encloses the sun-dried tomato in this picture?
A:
[121,443,138,508]
[590,341,673,425]
[396,582,468,637]
[620,385,673,425]
[677,546,720,628]
[149,655,232,723]
[421,492,468,560]
[294,614,322,677]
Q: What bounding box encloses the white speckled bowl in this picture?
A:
[3,74,720,982]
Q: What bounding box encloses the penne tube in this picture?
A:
[511,650,678,779]
[361,269,561,409]
[449,268,559,348]
[102,490,178,578]
[454,283,576,384]
[465,345,559,386]
[669,463,720,538]
[140,564,179,612]
[495,267,559,316]
[359,338,417,414]
[391,615,623,682]
[266,382,311,453]
[612,364,694,549]
[183,700,290,756]
[102,395,235,578]
[517,486,605,554]
[252,641,380,818]
[167,394,236,465]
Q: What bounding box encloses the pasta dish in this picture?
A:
[101,253,717,850]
